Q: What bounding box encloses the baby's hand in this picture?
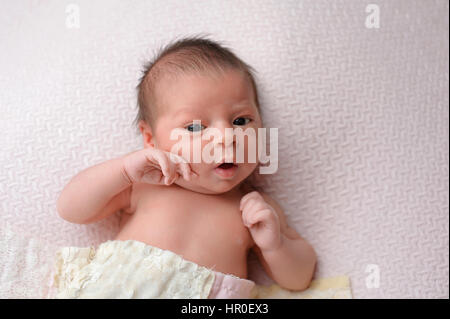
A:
[121,148,197,185]
[240,191,282,252]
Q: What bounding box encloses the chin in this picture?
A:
[200,181,239,194]
[176,165,256,194]
[210,181,240,194]
[178,178,239,195]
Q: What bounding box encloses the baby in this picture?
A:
[56,36,316,298]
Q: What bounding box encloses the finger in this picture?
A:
[168,172,181,185]
[166,158,179,185]
[242,206,255,227]
[167,152,188,165]
[241,191,261,207]
[242,199,265,225]
[242,197,257,213]
[189,168,199,178]
[166,152,190,183]
[246,198,266,215]
[246,208,272,227]
[168,153,198,181]
[243,207,264,227]
[177,162,192,181]
[240,191,261,210]
[151,151,172,184]
[242,199,259,225]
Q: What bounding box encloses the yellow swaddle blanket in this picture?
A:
[48,240,352,299]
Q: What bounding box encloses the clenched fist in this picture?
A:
[240,191,282,252]
[121,148,197,186]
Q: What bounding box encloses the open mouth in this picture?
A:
[214,162,238,178]
[217,162,236,169]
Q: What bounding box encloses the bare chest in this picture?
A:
[117,183,254,258]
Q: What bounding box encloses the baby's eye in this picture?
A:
[185,123,206,132]
[233,117,251,126]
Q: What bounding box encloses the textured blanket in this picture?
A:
[1,225,351,299]
[0,0,448,298]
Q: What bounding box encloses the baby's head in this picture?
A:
[134,36,263,195]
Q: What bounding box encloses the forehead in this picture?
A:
[155,69,255,114]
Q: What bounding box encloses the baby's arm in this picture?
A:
[56,155,132,224]
[57,148,194,224]
[241,192,317,291]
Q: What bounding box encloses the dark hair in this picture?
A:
[133,34,260,134]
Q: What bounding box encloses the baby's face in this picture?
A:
[147,69,262,194]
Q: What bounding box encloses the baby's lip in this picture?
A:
[215,161,237,169]
[214,162,238,179]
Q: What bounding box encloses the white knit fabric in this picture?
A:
[50,240,216,299]
[0,0,448,298]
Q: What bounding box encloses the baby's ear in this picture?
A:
[138,120,155,148]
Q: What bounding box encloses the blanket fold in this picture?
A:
[48,240,352,299]
[0,224,352,299]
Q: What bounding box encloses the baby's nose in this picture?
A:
[215,125,236,147]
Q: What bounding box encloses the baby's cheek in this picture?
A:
[240,162,258,177]
[234,132,259,164]
[160,134,195,162]
[189,162,204,175]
